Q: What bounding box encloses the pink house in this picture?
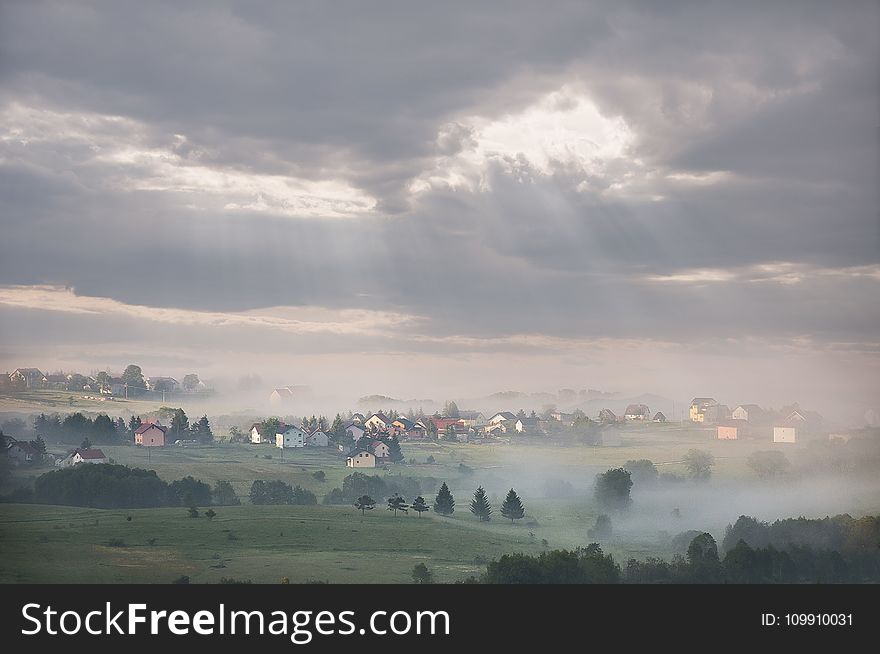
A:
[135,423,167,447]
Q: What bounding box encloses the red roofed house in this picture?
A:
[6,441,39,465]
[134,423,167,447]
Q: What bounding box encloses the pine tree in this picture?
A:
[128,415,142,437]
[195,415,214,443]
[411,496,428,517]
[387,494,409,516]
[470,486,492,522]
[500,488,525,523]
[354,495,376,516]
[385,437,403,462]
[433,482,455,516]
[330,414,345,440]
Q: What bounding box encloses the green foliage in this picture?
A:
[205,508,216,520]
[747,450,790,480]
[683,449,715,481]
[433,482,455,515]
[443,401,460,418]
[412,563,433,584]
[182,374,200,391]
[312,470,326,482]
[249,480,317,505]
[470,486,492,522]
[594,468,632,511]
[33,464,170,508]
[623,459,658,487]
[588,514,612,540]
[500,488,525,523]
[355,495,376,515]
[193,415,214,443]
[411,496,428,516]
[383,437,404,462]
[168,476,213,506]
[187,506,200,518]
[170,408,189,438]
[685,533,723,583]
[213,480,241,506]
[121,364,146,393]
[387,493,409,516]
[483,545,620,584]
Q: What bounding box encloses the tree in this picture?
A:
[260,417,282,444]
[594,468,633,511]
[80,437,92,450]
[683,449,715,481]
[411,496,428,516]
[193,415,214,444]
[384,437,403,462]
[121,364,146,393]
[588,514,612,540]
[29,436,47,460]
[500,488,525,523]
[470,486,492,522]
[330,414,346,441]
[204,508,216,520]
[67,373,88,391]
[444,425,457,442]
[92,414,116,442]
[433,482,455,515]
[188,506,200,518]
[686,532,723,583]
[170,408,189,438]
[387,493,409,516]
[95,371,111,391]
[623,459,659,487]
[228,426,243,442]
[213,480,240,505]
[182,374,200,391]
[747,451,790,480]
[355,495,376,516]
[443,401,460,418]
[516,409,527,419]
[128,415,142,437]
[412,563,433,584]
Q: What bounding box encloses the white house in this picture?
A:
[624,404,651,421]
[488,411,516,425]
[250,423,270,444]
[276,425,307,448]
[773,426,797,443]
[346,450,377,468]
[364,412,390,431]
[732,404,764,422]
[515,417,540,433]
[306,429,329,447]
[67,448,107,465]
[269,387,294,405]
[371,440,391,459]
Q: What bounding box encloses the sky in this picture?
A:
[0,2,878,421]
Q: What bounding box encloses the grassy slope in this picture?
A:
[0,504,540,584]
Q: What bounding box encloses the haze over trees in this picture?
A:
[747,451,790,480]
[683,449,715,481]
[594,468,633,511]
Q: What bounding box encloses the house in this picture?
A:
[6,441,39,465]
[45,373,69,390]
[550,411,575,423]
[364,412,391,431]
[515,417,540,433]
[250,423,268,444]
[488,411,516,425]
[68,448,107,465]
[624,404,651,421]
[346,450,377,468]
[773,426,797,444]
[276,425,308,448]
[345,423,365,441]
[732,404,765,422]
[147,377,179,392]
[134,423,167,447]
[9,368,46,388]
[269,387,295,405]
[689,398,718,423]
[652,412,667,423]
[371,440,391,460]
[405,423,427,439]
[598,408,617,423]
[391,417,414,432]
[431,416,465,432]
[458,411,486,428]
[306,429,330,447]
[350,413,365,424]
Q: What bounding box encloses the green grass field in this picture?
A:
[0,503,541,584]
[3,420,878,583]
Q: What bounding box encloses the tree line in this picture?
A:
[28,408,213,445]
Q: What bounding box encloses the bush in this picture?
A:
[312,470,326,482]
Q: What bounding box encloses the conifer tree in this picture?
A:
[355,495,376,516]
[433,482,455,515]
[500,488,525,523]
[411,496,428,516]
[470,486,492,522]
[387,494,409,516]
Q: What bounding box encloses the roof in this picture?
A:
[77,448,106,460]
[624,404,650,415]
[517,417,539,425]
[345,422,365,431]
[368,412,390,423]
[492,411,517,420]
[599,408,616,416]
[13,367,44,375]
[134,423,167,435]
[691,397,717,405]
[9,441,39,456]
[271,387,294,397]
[653,412,667,420]
[347,448,375,458]
[736,404,763,413]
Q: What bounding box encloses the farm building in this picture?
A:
[276,425,307,448]
[346,450,377,468]
[306,429,330,447]
[66,448,107,465]
[134,423,167,447]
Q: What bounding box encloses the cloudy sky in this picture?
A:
[0,2,878,418]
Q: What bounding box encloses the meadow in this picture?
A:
[3,420,879,583]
